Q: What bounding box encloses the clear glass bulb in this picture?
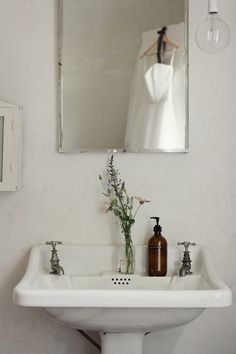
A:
[195,12,230,54]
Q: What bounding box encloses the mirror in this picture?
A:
[0,102,22,191]
[58,0,188,153]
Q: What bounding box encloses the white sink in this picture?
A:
[13,244,231,354]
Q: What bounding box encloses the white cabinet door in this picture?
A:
[0,102,22,191]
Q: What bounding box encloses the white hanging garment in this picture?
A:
[124,23,185,151]
[144,63,173,103]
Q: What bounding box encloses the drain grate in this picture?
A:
[111,277,131,286]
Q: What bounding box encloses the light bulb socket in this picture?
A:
[208,0,218,14]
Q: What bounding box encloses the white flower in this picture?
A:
[135,196,151,205]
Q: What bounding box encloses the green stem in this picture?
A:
[113,183,127,216]
[125,243,134,274]
[133,204,141,218]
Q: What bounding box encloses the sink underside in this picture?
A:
[44,306,204,332]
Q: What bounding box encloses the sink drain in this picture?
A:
[111,277,131,286]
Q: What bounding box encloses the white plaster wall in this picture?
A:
[0,0,235,353]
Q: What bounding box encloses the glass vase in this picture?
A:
[119,243,135,274]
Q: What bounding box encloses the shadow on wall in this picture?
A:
[144,326,185,354]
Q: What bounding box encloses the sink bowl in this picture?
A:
[13,244,231,334]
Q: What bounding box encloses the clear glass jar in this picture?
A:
[119,243,135,274]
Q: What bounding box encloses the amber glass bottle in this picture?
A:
[148,217,167,276]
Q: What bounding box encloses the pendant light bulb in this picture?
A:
[195,0,230,54]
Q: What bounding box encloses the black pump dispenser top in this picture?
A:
[150,217,162,233]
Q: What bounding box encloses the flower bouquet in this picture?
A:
[99,155,150,274]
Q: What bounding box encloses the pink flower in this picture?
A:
[103,201,112,213]
[135,196,151,205]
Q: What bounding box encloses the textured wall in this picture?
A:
[0,0,235,353]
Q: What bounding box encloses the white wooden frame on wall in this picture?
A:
[0,101,22,191]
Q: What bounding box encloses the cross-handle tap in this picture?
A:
[177,241,196,252]
[45,241,64,275]
[177,241,196,277]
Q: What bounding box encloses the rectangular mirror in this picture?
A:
[58,0,188,153]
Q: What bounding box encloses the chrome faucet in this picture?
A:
[177,241,196,277]
[46,241,64,275]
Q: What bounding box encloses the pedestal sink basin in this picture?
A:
[13,244,231,354]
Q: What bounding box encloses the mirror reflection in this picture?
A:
[59,0,188,152]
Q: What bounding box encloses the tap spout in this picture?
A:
[179,264,192,277]
[51,264,64,276]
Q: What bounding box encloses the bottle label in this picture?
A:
[148,245,162,249]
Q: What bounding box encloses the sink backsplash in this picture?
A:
[40,244,203,276]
